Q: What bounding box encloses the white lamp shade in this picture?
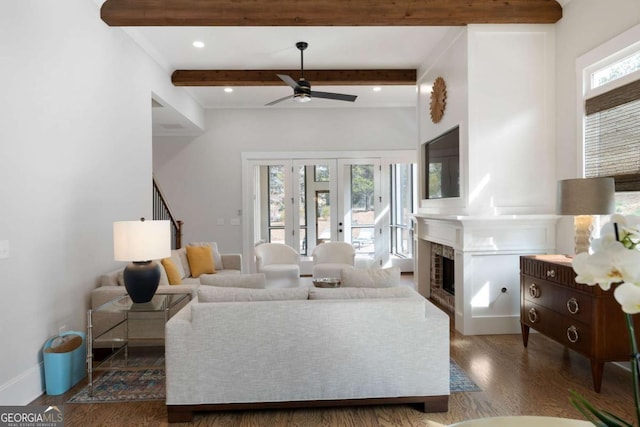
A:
[113,220,171,261]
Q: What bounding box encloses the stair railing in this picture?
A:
[152,177,183,249]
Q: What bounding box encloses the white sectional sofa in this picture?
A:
[165,286,450,422]
[90,245,242,343]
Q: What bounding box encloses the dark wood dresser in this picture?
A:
[520,254,639,392]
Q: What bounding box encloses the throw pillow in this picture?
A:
[176,248,191,278]
[308,286,416,300]
[187,245,215,277]
[340,266,401,288]
[169,250,187,279]
[200,273,266,289]
[189,241,224,270]
[198,287,308,302]
[161,258,182,285]
[156,260,170,286]
[99,269,120,287]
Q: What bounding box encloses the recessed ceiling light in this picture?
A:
[373,87,382,92]
[224,87,233,93]
[192,41,205,48]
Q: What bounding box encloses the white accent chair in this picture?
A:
[312,242,356,279]
[254,243,300,286]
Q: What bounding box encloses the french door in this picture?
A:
[242,151,413,273]
[291,160,339,257]
[252,160,339,256]
[338,159,383,265]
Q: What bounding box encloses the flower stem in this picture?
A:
[625,312,640,426]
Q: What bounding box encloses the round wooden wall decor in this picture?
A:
[430,76,447,123]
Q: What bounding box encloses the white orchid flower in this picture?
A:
[590,232,619,253]
[574,240,640,291]
[571,215,640,427]
[599,215,640,249]
[614,282,640,314]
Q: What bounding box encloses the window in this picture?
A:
[591,50,640,89]
[390,163,415,257]
[582,29,640,215]
[314,165,329,182]
[350,164,376,255]
[246,152,416,272]
[298,166,307,255]
[315,190,330,246]
[584,82,640,180]
[268,165,285,243]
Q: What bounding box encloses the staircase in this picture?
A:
[153,177,182,249]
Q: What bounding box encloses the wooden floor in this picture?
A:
[32,277,637,426]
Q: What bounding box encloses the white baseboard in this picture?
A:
[0,362,45,405]
[457,314,522,335]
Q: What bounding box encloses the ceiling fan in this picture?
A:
[266,42,358,106]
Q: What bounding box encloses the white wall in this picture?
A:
[0,1,202,404]
[417,28,469,215]
[467,25,556,216]
[554,0,640,255]
[417,25,556,217]
[153,107,417,255]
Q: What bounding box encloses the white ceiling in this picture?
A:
[92,0,565,132]
[128,26,456,108]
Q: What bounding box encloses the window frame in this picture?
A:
[578,24,640,186]
[389,163,415,258]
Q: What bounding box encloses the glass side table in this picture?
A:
[86,292,191,395]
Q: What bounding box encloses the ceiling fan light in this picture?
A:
[294,93,311,103]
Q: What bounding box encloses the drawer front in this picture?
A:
[522,300,592,355]
[520,256,574,285]
[521,275,593,325]
[520,256,596,294]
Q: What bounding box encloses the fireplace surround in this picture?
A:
[415,214,557,335]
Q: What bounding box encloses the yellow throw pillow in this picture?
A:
[161,258,182,285]
[186,245,215,277]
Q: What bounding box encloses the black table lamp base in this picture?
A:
[123,261,161,303]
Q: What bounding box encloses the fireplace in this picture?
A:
[415,214,558,335]
[442,256,454,295]
[430,243,455,313]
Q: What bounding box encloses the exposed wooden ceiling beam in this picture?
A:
[101,0,562,26]
[171,69,417,86]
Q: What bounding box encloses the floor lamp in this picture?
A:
[557,177,615,255]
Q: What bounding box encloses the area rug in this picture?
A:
[68,369,165,403]
[69,360,479,403]
[450,359,481,392]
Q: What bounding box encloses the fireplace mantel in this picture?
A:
[414,214,557,335]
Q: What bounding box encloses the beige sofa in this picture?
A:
[90,245,242,344]
[165,286,450,422]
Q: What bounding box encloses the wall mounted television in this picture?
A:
[423,126,460,199]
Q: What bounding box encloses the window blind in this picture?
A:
[584,79,640,190]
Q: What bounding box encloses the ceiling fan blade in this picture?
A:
[265,94,294,106]
[310,91,357,102]
[276,74,299,89]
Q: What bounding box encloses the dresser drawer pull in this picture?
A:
[546,269,555,278]
[567,326,579,343]
[528,283,541,298]
[567,297,580,314]
[528,308,539,323]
